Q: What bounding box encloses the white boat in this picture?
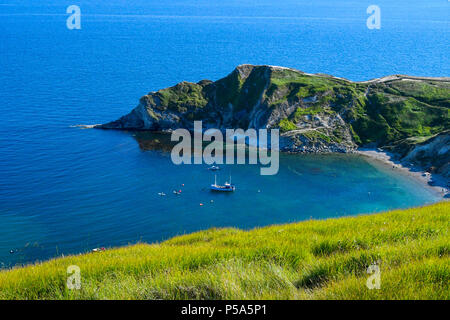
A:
[210,175,235,192]
[208,165,220,171]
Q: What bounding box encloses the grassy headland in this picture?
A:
[102,65,450,146]
[98,65,449,174]
[0,202,448,300]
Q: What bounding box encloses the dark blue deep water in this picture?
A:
[0,0,448,267]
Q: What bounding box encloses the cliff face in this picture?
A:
[385,130,450,180]
[405,132,450,179]
[97,65,449,156]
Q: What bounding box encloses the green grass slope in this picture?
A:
[0,202,448,300]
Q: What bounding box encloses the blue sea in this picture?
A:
[0,0,448,267]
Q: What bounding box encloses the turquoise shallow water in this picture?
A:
[0,129,440,267]
[0,0,447,267]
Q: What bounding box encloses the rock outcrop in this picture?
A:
[97,65,449,159]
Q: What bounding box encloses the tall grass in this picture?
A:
[0,202,448,300]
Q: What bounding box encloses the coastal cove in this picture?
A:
[1,1,449,271]
[0,129,442,268]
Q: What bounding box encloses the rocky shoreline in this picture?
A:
[356,148,449,198]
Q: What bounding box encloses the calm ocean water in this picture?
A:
[0,0,448,267]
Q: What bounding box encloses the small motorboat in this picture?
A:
[208,165,220,171]
[210,175,235,192]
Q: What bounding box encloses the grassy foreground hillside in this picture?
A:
[0,202,448,300]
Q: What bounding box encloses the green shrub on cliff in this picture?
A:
[279,118,297,133]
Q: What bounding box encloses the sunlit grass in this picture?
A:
[0,202,448,300]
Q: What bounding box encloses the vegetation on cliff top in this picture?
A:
[1,202,448,300]
[150,81,208,114]
[266,67,449,146]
